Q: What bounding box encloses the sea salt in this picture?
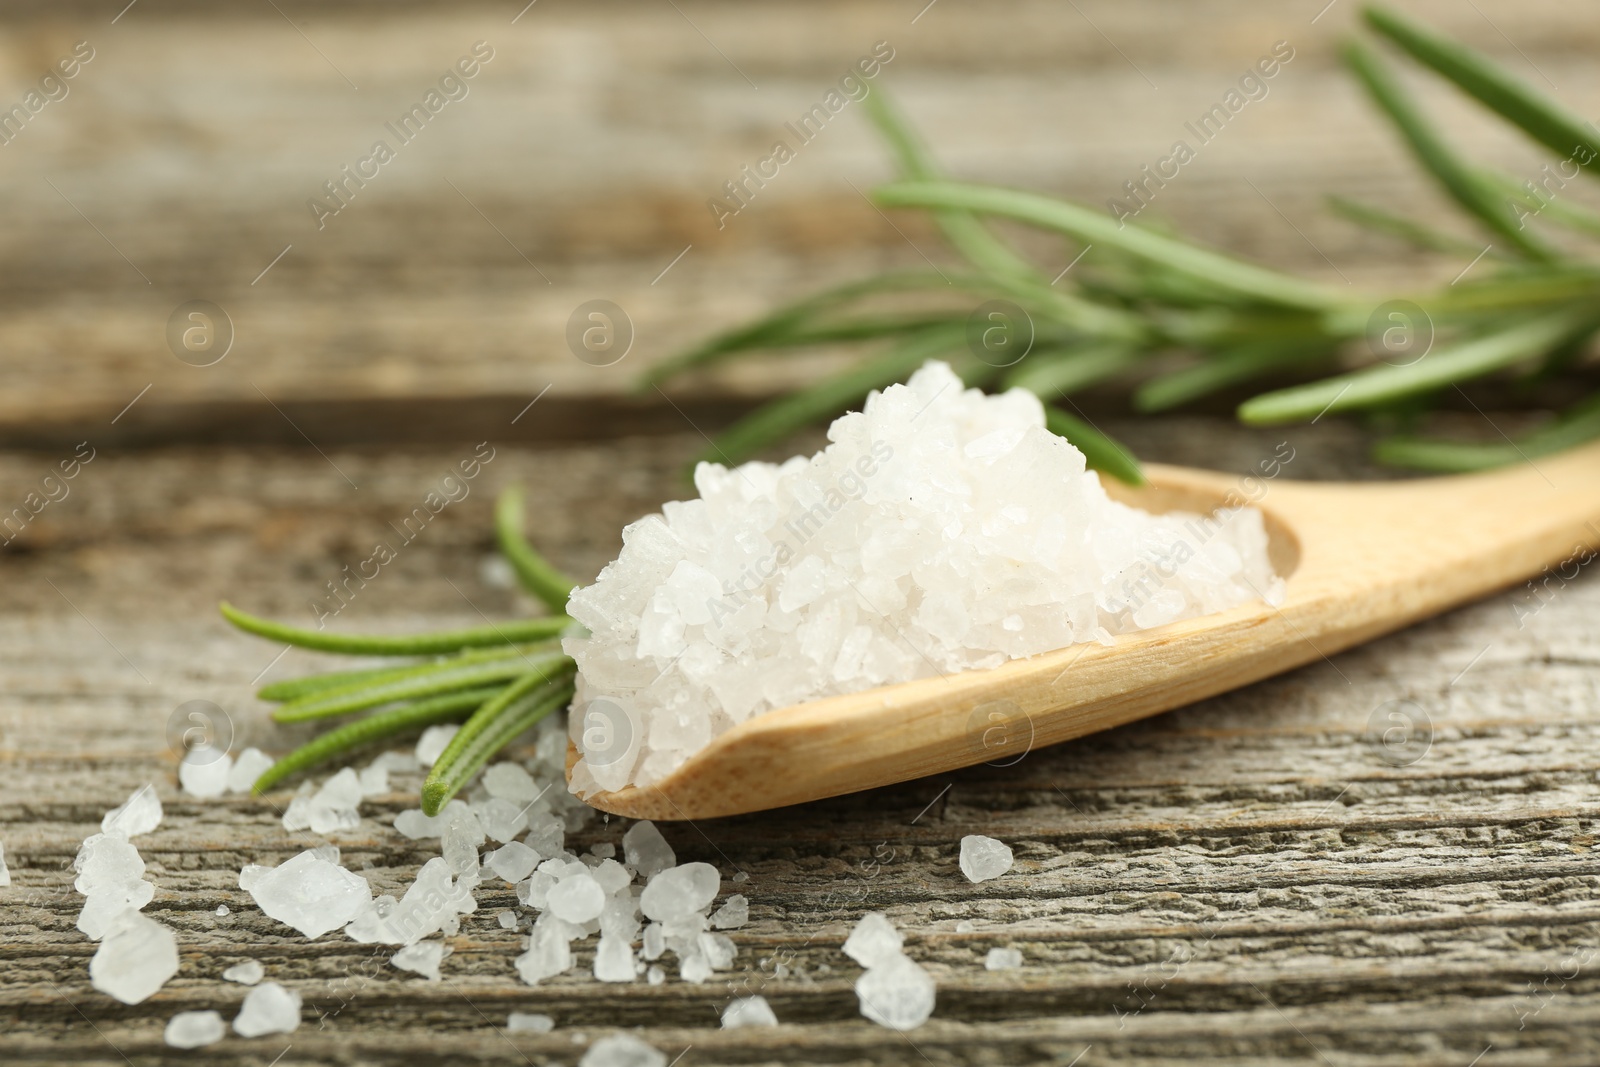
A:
[216,904,230,917]
[244,848,372,939]
[564,361,1281,793]
[101,784,162,837]
[498,909,520,930]
[507,1011,555,1032]
[90,911,179,1004]
[639,862,718,921]
[721,994,778,1029]
[73,832,156,940]
[281,768,364,834]
[234,981,302,1037]
[223,960,265,985]
[856,952,936,1031]
[416,724,459,767]
[488,841,540,883]
[0,842,9,887]
[227,748,276,794]
[959,835,1014,882]
[985,947,1023,970]
[843,912,903,969]
[179,745,233,799]
[164,1010,225,1049]
[580,1034,666,1067]
[709,894,748,930]
[622,821,675,879]
[547,873,607,924]
[391,941,449,981]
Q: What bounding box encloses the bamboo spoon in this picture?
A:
[572,442,1600,820]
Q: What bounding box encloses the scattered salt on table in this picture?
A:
[844,912,935,1031]
[223,960,264,985]
[101,784,162,837]
[580,1033,666,1067]
[90,910,180,1005]
[985,947,1023,970]
[843,912,903,969]
[164,1010,225,1049]
[179,745,232,799]
[391,941,449,981]
[233,981,302,1037]
[243,848,372,939]
[959,835,1014,883]
[721,995,778,1029]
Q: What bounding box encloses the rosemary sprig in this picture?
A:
[223,487,584,811]
[652,3,1600,475]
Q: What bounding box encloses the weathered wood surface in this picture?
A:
[5,0,1600,1063]
[0,0,1597,443]
[4,422,1600,1067]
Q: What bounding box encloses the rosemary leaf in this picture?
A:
[221,601,570,656]
[250,686,505,794]
[875,180,1348,311]
[1364,5,1600,175]
[421,669,576,815]
[1238,310,1594,424]
[1135,340,1337,413]
[1374,393,1600,471]
[272,647,566,723]
[494,487,579,613]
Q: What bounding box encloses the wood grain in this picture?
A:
[3,422,1599,1066]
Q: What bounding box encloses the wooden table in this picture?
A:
[4,2,1600,1064]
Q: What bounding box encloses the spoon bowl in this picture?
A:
[571,442,1600,820]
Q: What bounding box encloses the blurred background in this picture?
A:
[1,0,1593,701]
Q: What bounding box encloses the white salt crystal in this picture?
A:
[547,873,606,924]
[227,748,276,794]
[90,911,179,1005]
[525,812,566,859]
[843,912,903,969]
[646,964,665,985]
[379,857,476,946]
[516,921,574,985]
[443,813,484,876]
[416,725,459,767]
[590,842,617,859]
[959,835,1014,882]
[223,960,264,985]
[179,745,233,799]
[985,947,1023,970]
[357,762,389,797]
[393,799,473,840]
[280,768,364,834]
[580,1034,666,1067]
[594,933,635,982]
[164,1010,225,1049]
[639,862,719,921]
[856,953,936,1031]
[102,784,162,837]
[488,841,540,883]
[477,797,532,843]
[484,762,540,803]
[710,894,748,929]
[498,910,520,930]
[234,981,302,1037]
[0,841,8,887]
[507,1011,555,1032]
[721,995,778,1029]
[622,821,674,879]
[244,849,372,939]
[77,884,155,941]
[565,361,1281,793]
[216,904,230,917]
[391,941,449,981]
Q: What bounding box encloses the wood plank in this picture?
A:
[3,423,1599,1064]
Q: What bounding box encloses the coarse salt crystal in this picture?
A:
[958,835,1014,882]
[843,912,903,970]
[415,725,459,767]
[985,947,1023,970]
[223,960,264,985]
[507,1011,555,1032]
[856,952,936,1031]
[164,1010,225,1049]
[243,849,372,940]
[233,981,302,1037]
[580,1033,667,1067]
[101,784,162,837]
[565,361,1280,793]
[391,941,450,981]
[179,746,233,799]
[227,748,276,795]
[721,994,778,1028]
[90,911,179,1005]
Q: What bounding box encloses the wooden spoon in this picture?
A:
[572,442,1600,820]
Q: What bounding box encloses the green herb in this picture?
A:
[224,487,581,814]
[653,4,1600,477]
